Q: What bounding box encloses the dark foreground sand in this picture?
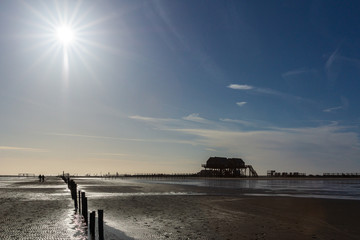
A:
[76,178,360,240]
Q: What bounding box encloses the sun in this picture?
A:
[21,0,115,85]
[56,25,75,46]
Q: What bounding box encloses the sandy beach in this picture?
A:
[1,176,359,240]
[0,176,87,240]
[76,177,360,240]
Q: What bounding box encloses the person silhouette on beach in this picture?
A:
[41,175,45,182]
[38,174,42,182]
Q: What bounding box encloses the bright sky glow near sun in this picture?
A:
[1,0,360,175]
[56,25,75,45]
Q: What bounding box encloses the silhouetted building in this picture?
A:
[200,157,258,177]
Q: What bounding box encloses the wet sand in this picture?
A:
[0,177,87,240]
[1,176,359,239]
[76,178,360,240]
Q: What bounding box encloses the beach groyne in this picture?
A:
[61,175,104,240]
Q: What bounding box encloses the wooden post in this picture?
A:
[98,209,104,240]
[83,197,88,225]
[81,192,85,215]
[90,211,96,236]
[73,183,77,209]
[78,190,81,213]
[81,192,88,224]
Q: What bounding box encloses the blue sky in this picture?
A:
[1,0,360,175]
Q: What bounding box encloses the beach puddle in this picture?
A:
[85,191,206,198]
[244,193,360,200]
[68,210,88,240]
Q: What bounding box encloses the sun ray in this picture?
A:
[62,49,69,86]
[38,1,59,26]
[22,37,57,53]
[68,0,82,26]
[70,4,96,28]
[22,1,56,29]
[19,42,60,80]
[54,1,65,26]
[76,37,121,55]
[76,14,116,32]
[75,43,102,65]
[72,46,100,84]
[16,0,121,87]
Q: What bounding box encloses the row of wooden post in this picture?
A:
[62,176,104,240]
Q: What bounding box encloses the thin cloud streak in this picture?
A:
[165,124,360,174]
[129,115,177,123]
[220,118,256,127]
[323,106,343,113]
[323,97,349,113]
[0,146,48,152]
[282,68,317,78]
[236,102,247,107]
[47,132,197,146]
[229,83,316,104]
[255,87,313,103]
[325,49,338,71]
[228,84,253,90]
[128,113,360,172]
[89,152,131,156]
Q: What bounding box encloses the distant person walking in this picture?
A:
[39,174,45,182]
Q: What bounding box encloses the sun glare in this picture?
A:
[56,25,75,46]
[23,0,113,84]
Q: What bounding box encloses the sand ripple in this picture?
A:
[0,177,87,240]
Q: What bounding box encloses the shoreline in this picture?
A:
[2,174,360,180]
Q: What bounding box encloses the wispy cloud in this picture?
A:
[49,132,121,140]
[128,115,175,123]
[340,55,360,66]
[325,49,338,71]
[130,114,212,125]
[323,106,343,113]
[205,148,217,152]
[165,124,360,174]
[229,83,315,104]
[323,97,349,113]
[325,48,341,84]
[89,152,131,157]
[47,132,196,146]
[103,112,360,174]
[282,68,317,78]
[220,118,256,127]
[0,146,48,152]
[255,88,305,102]
[182,113,209,123]
[236,101,247,107]
[325,49,360,84]
[228,84,253,90]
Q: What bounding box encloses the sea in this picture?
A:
[131,177,360,200]
[1,176,360,200]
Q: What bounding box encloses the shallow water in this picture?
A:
[131,178,360,200]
